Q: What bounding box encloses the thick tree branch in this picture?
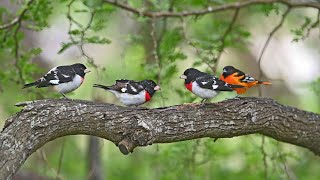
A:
[0,97,319,179]
[102,0,320,18]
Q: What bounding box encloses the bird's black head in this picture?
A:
[71,63,90,78]
[140,80,160,96]
[222,66,236,77]
[180,68,206,83]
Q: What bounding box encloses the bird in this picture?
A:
[220,66,272,95]
[23,63,90,98]
[180,68,244,102]
[93,79,160,106]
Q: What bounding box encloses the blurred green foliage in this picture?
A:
[0,0,319,179]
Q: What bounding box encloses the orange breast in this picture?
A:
[220,75,250,94]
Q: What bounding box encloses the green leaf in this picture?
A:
[58,42,76,54]
[84,36,111,44]
[83,0,103,9]
[192,60,203,67]
[260,4,279,16]
[311,78,320,95]
[30,48,42,55]
[301,17,312,30]
[74,9,89,13]
[69,29,82,35]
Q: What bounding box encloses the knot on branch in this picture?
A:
[118,137,137,155]
[118,119,155,155]
[118,129,154,155]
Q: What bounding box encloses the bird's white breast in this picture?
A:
[109,90,146,106]
[53,75,83,93]
[191,81,218,99]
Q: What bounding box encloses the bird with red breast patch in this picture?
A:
[220,66,272,95]
[180,68,244,102]
[93,79,160,106]
[23,63,91,98]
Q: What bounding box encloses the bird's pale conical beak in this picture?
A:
[154,85,161,91]
[84,69,91,73]
[180,75,187,79]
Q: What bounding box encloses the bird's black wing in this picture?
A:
[108,79,144,95]
[241,74,256,83]
[124,81,145,95]
[233,69,256,83]
[195,75,233,91]
[36,66,76,87]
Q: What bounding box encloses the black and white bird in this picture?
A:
[93,79,160,106]
[23,63,90,98]
[180,68,244,102]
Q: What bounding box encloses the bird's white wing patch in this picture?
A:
[48,67,57,73]
[212,85,218,89]
[130,85,137,92]
[62,74,70,78]
[40,77,46,82]
[201,81,208,85]
[121,88,127,92]
[243,76,255,82]
[49,80,59,84]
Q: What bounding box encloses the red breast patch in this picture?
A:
[185,82,192,92]
[145,91,151,102]
[80,77,84,84]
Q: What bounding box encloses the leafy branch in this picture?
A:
[257,6,291,66]
[0,0,35,30]
[212,8,240,74]
[101,0,320,18]
[60,0,112,68]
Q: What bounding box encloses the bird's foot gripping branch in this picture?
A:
[1,97,320,179]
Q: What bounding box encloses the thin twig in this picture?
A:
[150,0,175,106]
[180,17,215,71]
[302,9,320,40]
[13,22,25,84]
[261,136,268,180]
[67,0,77,43]
[79,10,97,68]
[276,142,297,180]
[212,8,240,74]
[257,7,290,96]
[0,0,35,30]
[150,18,160,83]
[258,7,291,69]
[66,0,98,68]
[40,150,64,180]
[188,139,200,180]
[7,0,36,84]
[56,139,65,180]
[102,0,320,18]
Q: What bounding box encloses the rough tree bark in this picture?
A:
[0,97,319,179]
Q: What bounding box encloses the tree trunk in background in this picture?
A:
[87,136,104,180]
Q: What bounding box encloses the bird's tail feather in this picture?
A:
[23,81,38,88]
[93,84,110,90]
[257,81,272,85]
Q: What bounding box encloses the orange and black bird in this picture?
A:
[220,66,272,95]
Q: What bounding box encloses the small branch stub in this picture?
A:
[118,137,138,155]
